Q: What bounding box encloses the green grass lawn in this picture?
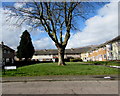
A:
[2,62,118,77]
[106,61,120,66]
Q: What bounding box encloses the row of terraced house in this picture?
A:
[0,35,120,66]
[32,46,92,62]
[33,35,120,62]
[81,35,120,61]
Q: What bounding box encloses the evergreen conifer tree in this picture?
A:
[17,30,35,61]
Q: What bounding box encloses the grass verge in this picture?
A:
[2,62,118,77]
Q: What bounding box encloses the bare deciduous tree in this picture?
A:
[4,1,105,65]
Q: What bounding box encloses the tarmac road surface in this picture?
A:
[2,80,118,94]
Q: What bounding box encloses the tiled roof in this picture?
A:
[35,47,92,55]
[97,35,120,48]
[88,35,120,52]
[0,44,15,52]
[105,35,120,44]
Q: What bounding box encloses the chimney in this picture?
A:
[44,49,47,51]
[71,48,74,51]
[1,41,4,45]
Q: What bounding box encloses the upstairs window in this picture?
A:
[3,50,7,53]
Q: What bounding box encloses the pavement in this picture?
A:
[1,75,119,82]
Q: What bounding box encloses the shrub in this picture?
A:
[65,57,74,62]
[87,61,115,65]
[70,59,74,62]
[64,58,70,62]
[70,58,83,62]
[92,61,109,65]
[13,60,40,67]
[55,58,58,62]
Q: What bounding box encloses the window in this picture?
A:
[98,55,102,58]
[119,51,120,55]
[104,54,107,59]
[8,51,10,54]
[103,47,106,50]
[6,58,9,62]
[96,56,98,60]
[110,52,113,56]
[109,44,112,50]
[118,41,120,46]
[4,50,7,53]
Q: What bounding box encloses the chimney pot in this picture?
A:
[1,41,4,45]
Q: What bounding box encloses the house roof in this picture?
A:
[105,35,120,44]
[34,47,92,55]
[88,35,120,52]
[0,44,15,52]
[98,35,120,48]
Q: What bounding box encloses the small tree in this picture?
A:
[17,30,35,61]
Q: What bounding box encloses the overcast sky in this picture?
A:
[0,0,119,50]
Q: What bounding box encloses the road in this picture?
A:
[2,80,118,94]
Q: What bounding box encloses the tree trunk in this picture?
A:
[58,47,66,66]
[19,58,22,61]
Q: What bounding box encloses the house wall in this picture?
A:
[81,53,88,61]
[106,44,113,60]
[64,54,81,58]
[87,40,120,61]
[32,53,81,61]
[2,46,15,65]
[3,51,14,58]
[32,55,54,61]
[106,40,120,60]
[112,41,119,60]
[0,46,2,67]
[118,40,120,60]
[88,47,107,61]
